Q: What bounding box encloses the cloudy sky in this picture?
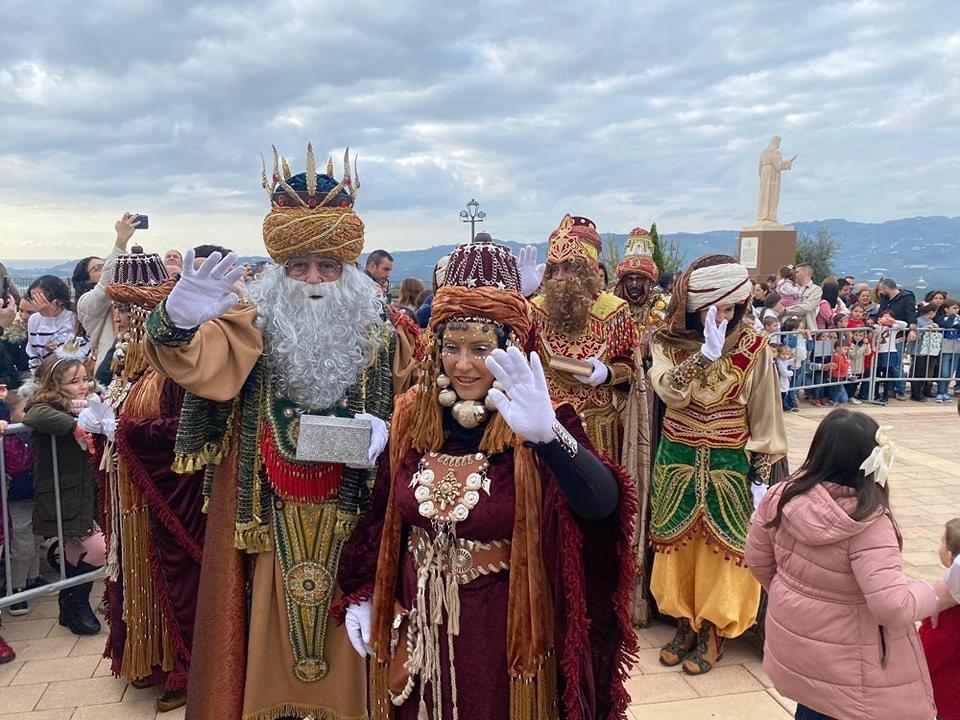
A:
[1,0,958,260]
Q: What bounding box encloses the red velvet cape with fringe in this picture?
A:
[336,404,638,720]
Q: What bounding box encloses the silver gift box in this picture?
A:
[295,415,372,467]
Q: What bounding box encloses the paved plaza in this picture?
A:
[0,403,957,720]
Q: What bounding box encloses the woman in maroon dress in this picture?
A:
[337,242,638,720]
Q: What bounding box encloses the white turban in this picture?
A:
[686,262,751,312]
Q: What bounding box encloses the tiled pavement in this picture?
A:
[1,402,957,719]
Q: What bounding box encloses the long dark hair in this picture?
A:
[767,409,892,528]
[71,256,100,300]
[821,277,840,307]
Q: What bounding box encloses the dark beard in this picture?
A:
[543,275,601,337]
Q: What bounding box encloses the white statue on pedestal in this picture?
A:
[756,136,796,225]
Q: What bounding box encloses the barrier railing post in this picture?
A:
[1,434,11,597]
[50,433,68,581]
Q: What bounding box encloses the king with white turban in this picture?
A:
[644,254,787,676]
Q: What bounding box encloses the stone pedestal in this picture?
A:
[737,226,797,280]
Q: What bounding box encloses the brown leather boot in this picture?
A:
[681,620,724,675]
[659,618,697,666]
[156,689,187,713]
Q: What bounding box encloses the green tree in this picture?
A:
[651,222,685,274]
[650,223,666,273]
[795,227,839,283]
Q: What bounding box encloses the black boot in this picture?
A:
[58,561,101,636]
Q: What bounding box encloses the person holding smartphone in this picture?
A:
[76,213,139,372]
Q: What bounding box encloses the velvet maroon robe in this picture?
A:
[111,379,206,689]
[337,405,638,720]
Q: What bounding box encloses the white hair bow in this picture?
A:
[859,426,896,488]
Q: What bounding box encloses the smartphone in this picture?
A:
[1,276,9,302]
[132,214,149,230]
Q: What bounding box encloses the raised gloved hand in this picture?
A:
[574,357,609,387]
[164,248,246,329]
[701,305,727,362]
[485,347,556,444]
[349,413,388,468]
[344,600,374,657]
[517,245,546,298]
[76,407,102,435]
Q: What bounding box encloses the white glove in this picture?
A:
[101,417,117,444]
[750,482,768,519]
[76,407,103,435]
[77,396,116,437]
[344,600,374,657]
[701,305,728,362]
[349,413,388,468]
[574,357,609,387]
[517,245,546,298]
[164,248,246,329]
[484,348,556,444]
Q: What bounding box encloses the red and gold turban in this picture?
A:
[547,214,602,264]
[616,226,659,282]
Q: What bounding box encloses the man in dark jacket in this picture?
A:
[877,278,918,399]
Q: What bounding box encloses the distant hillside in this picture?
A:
[377,216,960,297]
[8,216,959,298]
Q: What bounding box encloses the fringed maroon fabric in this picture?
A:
[542,405,639,720]
[115,422,202,563]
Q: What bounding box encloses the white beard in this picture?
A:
[249,263,386,411]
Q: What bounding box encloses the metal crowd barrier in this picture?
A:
[1,422,105,610]
[769,325,960,405]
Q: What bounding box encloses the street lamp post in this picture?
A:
[459,198,486,242]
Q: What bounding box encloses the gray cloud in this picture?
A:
[1,0,959,258]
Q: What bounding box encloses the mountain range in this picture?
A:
[6,216,959,297]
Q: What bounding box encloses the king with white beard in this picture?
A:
[143,146,417,720]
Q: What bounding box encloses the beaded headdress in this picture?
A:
[616,226,659,282]
[106,247,175,379]
[547,214,602,264]
[260,145,365,264]
[440,241,522,294]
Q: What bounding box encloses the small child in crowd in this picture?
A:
[828,342,850,406]
[919,518,960,720]
[846,329,870,404]
[22,354,106,636]
[848,303,867,328]
[913,302,942,402]
[762,314,781,344]
[25,276,79,372]
[1,389,44,616]
[775,345,797,412]
[775,265,800,309]
[746,409,952,720]
[937,298,960,401]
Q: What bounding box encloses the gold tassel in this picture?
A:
[234,523,272,553]
[118,505,168,682]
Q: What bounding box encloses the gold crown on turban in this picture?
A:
[547,214,602,264]
[260,144,365,264]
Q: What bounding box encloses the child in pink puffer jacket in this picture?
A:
[746,409,953,720]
